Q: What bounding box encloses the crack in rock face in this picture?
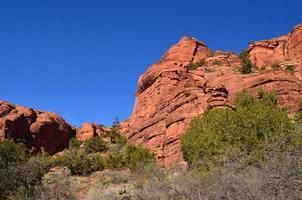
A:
[121,24,302,167]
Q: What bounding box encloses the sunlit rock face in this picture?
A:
[0,101,76,155]
[121,24,302,167]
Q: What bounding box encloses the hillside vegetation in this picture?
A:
[1,91,301,200]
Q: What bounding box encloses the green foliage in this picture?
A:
[285,64,296,72]
[181,92,300,171]
[271,62,280,70]
[0,140,27,169]
[104,152,127,169]
[0,140,51,199]
[125,145,155,172]
[257,88,277,107]
[84,136,108,154]
[235,91,257,108]
[238,50,254,74]
[184,91,191,97]
[186,59,206,71]
[68,137,82,150]
[212,59,222,65]
[106,127,127,147]
[296,99,302,123]
[54,149,104,176]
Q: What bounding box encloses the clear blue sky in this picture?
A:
[1,0,301,126]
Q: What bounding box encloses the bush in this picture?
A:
[84,136,108,154]
[285,64,296,72]
[106,127,127,147]
[186,59,206,71]
[257,88,277,107]
[238,50,254,74]
[296,99,302,123]
[8,156,52,199]
[212,59,222,65]
[104,152,127,169]
[0,140,52,199]
[181,91,300,171]
[38,167,75,200]
[271,62,280,70]
[125,145,155,172]
[68,137,82,150]
[54,149,104,176]
[0,140,28,199]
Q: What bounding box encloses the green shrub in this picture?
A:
[238,50,254,74]
[54,149,104,176]
[0,140,27,169]
[106,127,127,146]
[0,141,28,199]
[181,92,299,171]
[296,99,302,123]
[212,59,222,65]
[9,155,52,199]
[125,145,155,172]
[186,59,206,71]
[235,91,257,108]
[285,65,296,72]
[68,137,82,150]
[257,88,277,107]
[104,152,127,169]
[184,91,191,97]
[271,62,280,70]
[0,140,51,199]
[84,136,108,154]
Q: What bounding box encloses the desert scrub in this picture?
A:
[125,145,155,172]
[54,149,104,176]
[104,152,128,169]
[68,137,82,150]
[181,91,300,171]
[106,127,127,147]
[296,99,302,123]
[186,59,206,71]
[238,49,254,74]
[285,64,296,72]
[84,136,108,154]
[184,91,191,97]
[271,62,280,70]
[212,59,222,65]
[0,140,51,199]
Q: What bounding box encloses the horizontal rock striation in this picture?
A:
[122,23,302,167]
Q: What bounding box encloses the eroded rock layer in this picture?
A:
[122,23,302,167]
[0,101,76,155]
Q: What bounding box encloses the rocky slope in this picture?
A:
[121,23,302,167]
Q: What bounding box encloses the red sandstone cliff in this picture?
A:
[0,101,76,155]
[121,23,302,167]
[1,24,301,165]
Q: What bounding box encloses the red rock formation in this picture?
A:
[248,23,302,68]
[122,23,302,167]
[0,101,75,155]
[76,123,107,142]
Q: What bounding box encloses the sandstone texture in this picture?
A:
[76,123,107,142]
[122,23,302,167]
[0,101,76,155]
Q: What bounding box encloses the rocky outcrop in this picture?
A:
[248,23,302,68]
[0,101,75,155]
[76,123,107,142]
[122,23,302,167]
